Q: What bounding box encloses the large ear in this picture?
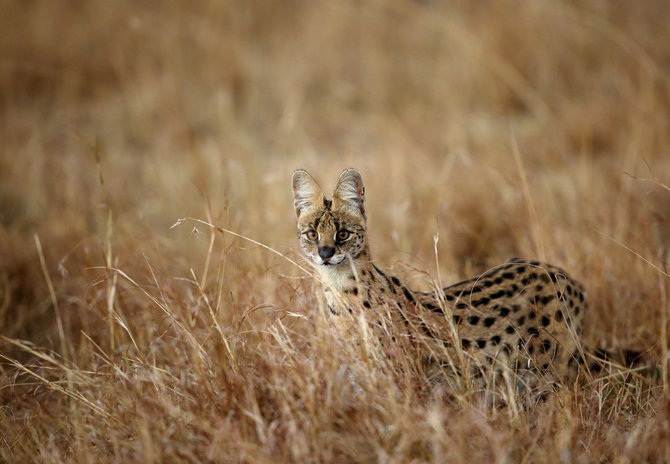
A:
[333,168,365,218]
[292,169,322,218]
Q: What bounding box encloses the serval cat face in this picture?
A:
[292,169,368,267]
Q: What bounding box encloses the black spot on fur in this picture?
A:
[554,310,563,321]
[540,294,555,305]
[540,316,550,327]
[565,286,573,296]
[402,287,415,302]
[377,270,394,294]
[445,294,455,301]
[473,297,490,307]
[516,266,526,274]
[468,316,480,326]
[391,276,401,286]
[470,286,482,294]
[534,284,544,292]
[498,306,510,317]
[529,312,537,320]
[483,317,496,327]
[490,335,501,345]
[428,305,445,315]
[539,273,551,284]
[541,363,549,371]
[505,325,515,334]
[521,278,531,286]
[502,272,515,280]
[476,339,487,349]
[540,339,552,353]
[372,264,384,276]
[483,280,495,288]
[578,292,584,303]
[527,327,539,336]
[453,314,462,324]
[490,290,506,300]
[418,322,432,336]
[517,315,526,326]
[461,339,471,349]
[456,302,468,309]
[494,277,503,285]
[471,367,484,378]
[502,343,512,355]
[363,301,371,309]
[512,304,522,313]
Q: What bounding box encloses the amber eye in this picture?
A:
[336,230,350,241]
[305,230,318,241]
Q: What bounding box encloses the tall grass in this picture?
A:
[1,1,669,462]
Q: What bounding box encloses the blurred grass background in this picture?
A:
[1,1,670,462]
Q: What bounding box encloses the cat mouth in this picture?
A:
[317,257,345,266]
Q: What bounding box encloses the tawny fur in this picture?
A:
[293,168,590,386]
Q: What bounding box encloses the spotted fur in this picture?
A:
[292,168,615,386]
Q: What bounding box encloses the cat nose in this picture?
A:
[318,246,335,261]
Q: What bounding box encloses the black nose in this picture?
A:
[318,246,335,260]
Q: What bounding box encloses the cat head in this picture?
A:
[292,168,367,266]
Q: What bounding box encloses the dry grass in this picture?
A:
[1,1,670,462]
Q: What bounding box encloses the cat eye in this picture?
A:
[336,230,351,241]
[304,230,318,241]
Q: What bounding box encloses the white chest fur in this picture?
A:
[317,262,354,292]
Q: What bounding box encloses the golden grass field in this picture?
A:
[1,1,670,462]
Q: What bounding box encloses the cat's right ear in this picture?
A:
[292,169,322,218]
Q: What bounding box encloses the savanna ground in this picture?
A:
[1,1,670,462]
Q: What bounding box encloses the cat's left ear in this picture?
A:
[333,168,365,219]
[292,169,322,218]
